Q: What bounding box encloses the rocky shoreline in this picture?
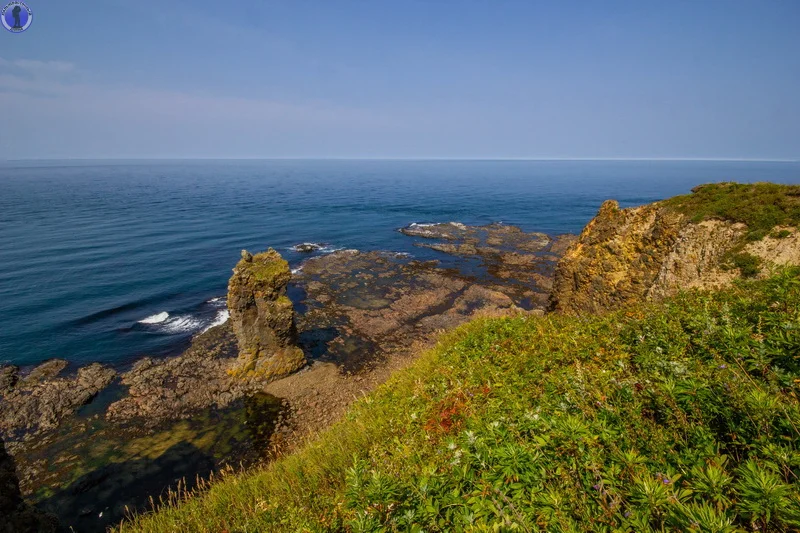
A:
[3,188,799,532]
[0,221,574,532]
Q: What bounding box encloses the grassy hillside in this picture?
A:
[120,270,800,533]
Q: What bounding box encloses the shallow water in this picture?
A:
[1,159,798,368]
[16,391,283,532]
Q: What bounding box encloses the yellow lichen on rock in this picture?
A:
[226,248,306,380]
[551,185,800,315]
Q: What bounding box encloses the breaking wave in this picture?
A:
[202,309,230,333]
[138,311,169,324]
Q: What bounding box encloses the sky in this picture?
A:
[0,0,798,160]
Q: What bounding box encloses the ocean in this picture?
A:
[1,159,798,368]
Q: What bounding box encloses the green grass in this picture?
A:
[662,182,800,242]
[120,270,800,533]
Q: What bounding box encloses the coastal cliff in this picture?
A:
[227,249,306,379]
[551,182,800,314]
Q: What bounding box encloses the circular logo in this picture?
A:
[2,1,32,33]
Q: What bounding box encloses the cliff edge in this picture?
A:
[551,182,800,314]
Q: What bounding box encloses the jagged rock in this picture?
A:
[107,323,247,425]
[227,248,306,379]
[241,249,253,262]
[1,436,57,533]
[292,243,323,253]
[0,362,116,449]
[0,366,18,395]
[550,196,800,315]
[21,359,67,386]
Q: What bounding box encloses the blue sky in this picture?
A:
[0,0,798,159]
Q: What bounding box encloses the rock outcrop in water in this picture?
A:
[107,249,305,426]
[0,360,115,451]
[1,436,57,533]
[550,191,800,315]
[227,249,306,379]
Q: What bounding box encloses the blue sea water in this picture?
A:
[1,159,798,368]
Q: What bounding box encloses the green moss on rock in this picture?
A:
[226,249,305,380]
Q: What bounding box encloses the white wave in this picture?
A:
[320,246,344,254]
[207,296,226,305]
[202,309,230,333]
[408,222,437,228]
[160,315,204,334]
[449,222,467,230]
[291,266,303,275]
[138,311,169,324]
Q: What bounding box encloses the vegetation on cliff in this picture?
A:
[551,182,800,314]
[120,269,800,532]
[663,182,800,242]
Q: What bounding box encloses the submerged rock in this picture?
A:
[20,359,68,386]
[227,248,306,379]
[1,437,57,533]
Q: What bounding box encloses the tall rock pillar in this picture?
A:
[227,249,305,379]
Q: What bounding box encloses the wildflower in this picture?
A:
[718,364,727,369]
[662,478,671,484]
[592,484,601,491]
[448,441,457,450]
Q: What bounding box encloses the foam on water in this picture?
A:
[408,222,436,228]
[138,312,169,324]
[202,309,230,333]
[160,315,204,334]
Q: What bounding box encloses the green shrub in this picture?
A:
[731,252,762,278]
[772,229,792,239]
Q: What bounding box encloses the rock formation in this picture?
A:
[0,360,115,451]
[551,195,800,315]
[227,249,306,379]
[1,437,57,533]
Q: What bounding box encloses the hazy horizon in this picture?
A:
[1,1,798,160]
